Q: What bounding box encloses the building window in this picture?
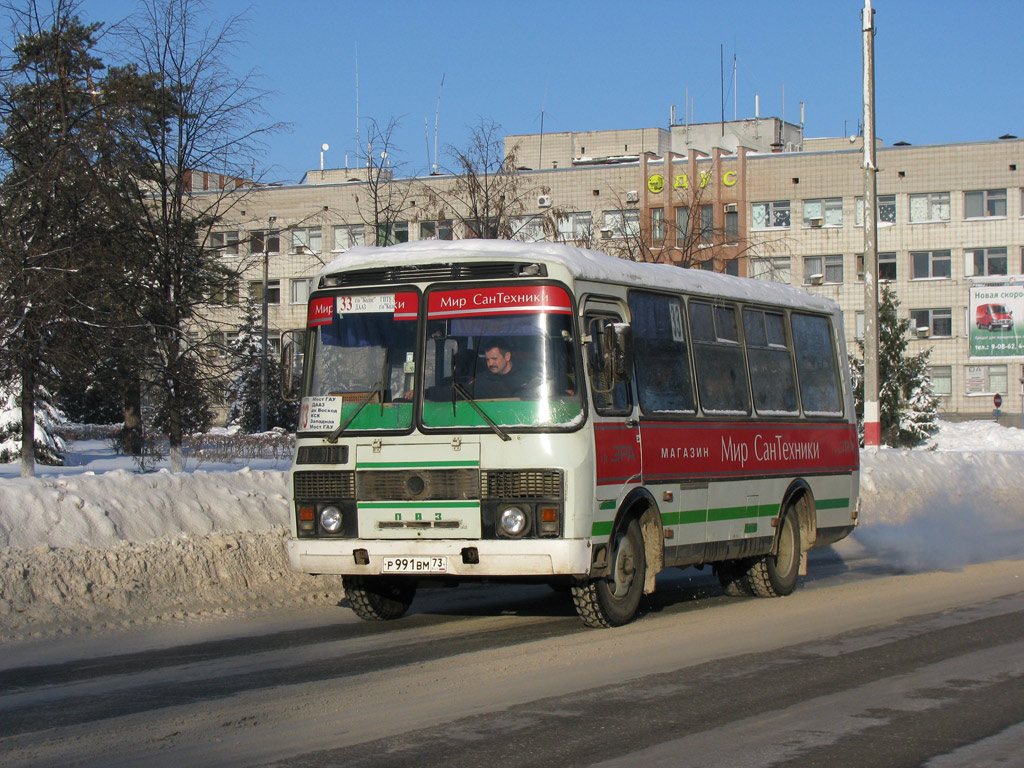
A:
[909,192,950,223]
[249,229,280,255]
[210,280,239,306]
[556,211,592,243]
[909,308,952,338]
[965,247,1008,276]
[966,364,1007,395]
[377,221,409,245]
[209,230,240,256]
[698,205,714,242]
[675,206,690,245]
[602,209,640,239]
[511,215,545,242]
[751,200,790,229]
[651,207,665,241]
[855,194,896,226]
[964,189,1006,218]
[750,257,791,283]
[854,310,864,340]
[803,198,843,228]
[290,277,313,305]
[333,224,365,250]
[929,365,952,396]
[911,249,952,280]
[420,220,454,240]
[804,254,843,285]
[724,206,738,241]
[249,279,280,305]
[291,227,322,254]
[856,252,896,281]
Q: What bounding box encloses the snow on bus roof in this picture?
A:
[320,240,837,313]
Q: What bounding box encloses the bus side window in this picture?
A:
[791,313,844,416]
[743,308,799,415]
[689,300,750,415]
[586,314,631,415]
[628,291,695,414]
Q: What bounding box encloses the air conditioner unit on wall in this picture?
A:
[724,203,738,213]
[626,190,639,203]
[809,217,824,228]
[537,195,552,208]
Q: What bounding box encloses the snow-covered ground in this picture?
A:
[2,420,1023,641]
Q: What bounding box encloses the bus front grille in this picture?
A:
[483,470,563,499]
[357,469,480,501]
[293,470,355,500]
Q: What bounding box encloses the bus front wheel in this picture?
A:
[343,575,417,620]
[572,517,646,628]
[745,511,800,597]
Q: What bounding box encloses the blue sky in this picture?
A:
[76,0,1024,183]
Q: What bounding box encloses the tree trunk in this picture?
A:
[19,361,35,478]
[121,376,144,455]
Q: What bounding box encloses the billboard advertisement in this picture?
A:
[969,285,1024,358]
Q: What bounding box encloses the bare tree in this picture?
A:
[351,117,415,246]
[115,0,280,471]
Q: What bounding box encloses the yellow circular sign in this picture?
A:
[647,174,665,194]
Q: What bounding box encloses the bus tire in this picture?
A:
[571,517,646,628]
[343,575,416,620]
[745,510,800,598]
[715,559,754,596]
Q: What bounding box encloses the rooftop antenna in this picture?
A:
[433,73,444,174]
[354,43,360,167]
[733,53,738,121]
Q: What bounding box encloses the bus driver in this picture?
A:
[472,338,543,399]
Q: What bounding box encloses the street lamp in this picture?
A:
[260,214,277,433]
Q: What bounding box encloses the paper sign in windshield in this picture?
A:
[299,396,343,431]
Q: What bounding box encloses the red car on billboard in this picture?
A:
[976,303,1014,331]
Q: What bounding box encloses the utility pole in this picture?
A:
[260,215,276,433]
[862,0,881,447]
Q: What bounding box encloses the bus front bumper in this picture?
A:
[287,538,593,578]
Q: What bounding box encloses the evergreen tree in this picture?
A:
[850,286,940,447]
[0,380,66,465]
[226,298,294,432]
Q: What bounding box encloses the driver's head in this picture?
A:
[484,343,513,375]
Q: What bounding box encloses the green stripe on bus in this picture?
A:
[591,520,614,537]
[356,460,480,469]
[816,497,850,510]
[744,522,758,534]
[358,501,480,509]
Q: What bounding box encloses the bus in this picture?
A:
[282,240,860,628]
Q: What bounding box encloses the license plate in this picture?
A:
[381,556,447,574]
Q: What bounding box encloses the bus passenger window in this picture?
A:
[689,301,750,415]
[743,308,798,415]
[791,313,843,416]
[628,292,695,414]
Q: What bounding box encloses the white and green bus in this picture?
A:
[282,240,860,627]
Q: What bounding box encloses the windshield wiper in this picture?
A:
[327,385,382,443]
[327,354,390,443]
[452,382,511,442]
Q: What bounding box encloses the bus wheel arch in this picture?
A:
[573,495,659,628]
[780,480,817,556]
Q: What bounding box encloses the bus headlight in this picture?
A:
[320,506,343,533]
[498,505,530,538]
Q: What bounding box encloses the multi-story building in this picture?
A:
[202,118,1024,422]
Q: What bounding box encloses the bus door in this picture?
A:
[583,299,641,534]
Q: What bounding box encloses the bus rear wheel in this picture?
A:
[745,511,800,598]
[572,517,646,628]
[343,575,417,620]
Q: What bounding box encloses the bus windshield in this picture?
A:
[421,284,583,429]
[304,292,418,432]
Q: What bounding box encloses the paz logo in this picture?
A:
[647,174,665,194]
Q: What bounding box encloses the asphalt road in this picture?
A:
[2,549,1023,768]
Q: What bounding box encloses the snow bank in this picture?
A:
[1,419,1023,640]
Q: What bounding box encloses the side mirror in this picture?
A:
[280,328,306,402]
